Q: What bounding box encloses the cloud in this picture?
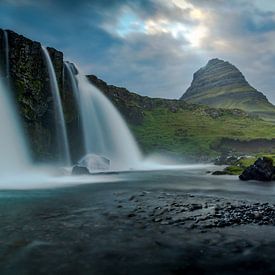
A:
[0,0,275,102]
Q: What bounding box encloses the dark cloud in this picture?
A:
[0,0,275,102]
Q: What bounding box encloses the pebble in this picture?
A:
[129,196,135,201]
[128,213,136,218]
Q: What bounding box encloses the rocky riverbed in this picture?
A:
[121,191,275,229]
[2,170,275,274]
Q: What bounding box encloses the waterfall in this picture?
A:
[0,78,30,176]
[64,61,84,136]
[65,63,142,170]
[41,46,71,165]
[3,30,9,78]
[64,62,80,106]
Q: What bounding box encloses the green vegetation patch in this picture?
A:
[224,154,275,175]
[131,107,275,159]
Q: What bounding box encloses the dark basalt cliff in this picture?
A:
[181,58,275,122]
[0,29,82,162]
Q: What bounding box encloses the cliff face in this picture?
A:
[181,58,275,122]
[0,29,81,162]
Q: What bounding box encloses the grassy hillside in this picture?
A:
[88,75,275,160]
[131,107,275,159]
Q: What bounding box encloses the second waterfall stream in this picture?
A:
[42,46,71,165]
[65,63,142,170]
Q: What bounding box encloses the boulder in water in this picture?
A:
[72,165,90,175]
[77,154,110,173]
[239,157,275,181]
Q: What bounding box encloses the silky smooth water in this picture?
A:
[64,62,83,136]
[65,64,142,170]
[42,46,71,165]
[0,79,30,177]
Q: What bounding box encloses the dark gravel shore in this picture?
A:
[123,191,275,229]
[2,171,275,275]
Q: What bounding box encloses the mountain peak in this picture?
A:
[183,58,250,100]
[180,59,275,122]
[207,58,225,65]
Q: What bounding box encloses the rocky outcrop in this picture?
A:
[72,165,90,175]
[239,157,275,181]
[77,154,110,173]
[0,29,82,162]
[181,58,275,122]
[4,30,56,161]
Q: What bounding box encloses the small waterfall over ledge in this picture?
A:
[65,63,142,170]
[42,46,71,165]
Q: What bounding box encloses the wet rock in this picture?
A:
[129,195,135,201]
[239,157,275,181]
[77,154,110,173]
[160,221,170,225]
[72,165,90,175]
[189,204,203,211]
[212,170,229,175]
[254,212,263,219]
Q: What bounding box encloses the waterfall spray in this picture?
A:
[42,46,71,165]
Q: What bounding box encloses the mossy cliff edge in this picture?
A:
[0,29,82,162]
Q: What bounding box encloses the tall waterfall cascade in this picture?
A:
[0,79,30,176]
[65,62,142,170]
[42,46,71,165]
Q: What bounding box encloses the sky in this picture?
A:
[1,0,275,102]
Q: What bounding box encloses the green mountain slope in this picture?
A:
[88,75,275,160]
[181,58,275,122]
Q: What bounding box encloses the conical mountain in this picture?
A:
[181,58,275,122]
